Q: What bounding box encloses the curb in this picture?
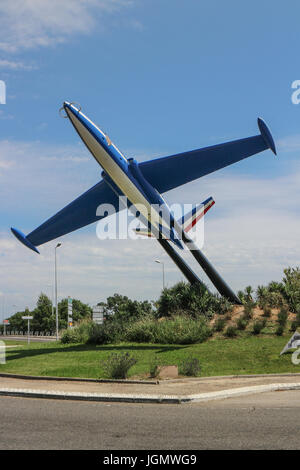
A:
[0,388,182,404]
[164,372,300,383]
[0,373,159,386]
[0,382,300,404]
[185,382,300,402]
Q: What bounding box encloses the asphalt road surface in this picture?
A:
[0,391,300,450]
[1,335,57,342]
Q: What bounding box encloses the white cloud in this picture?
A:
[0,0,135,53]
[277,134,300,152]
[0,59,37,71]
[0,139,100,217]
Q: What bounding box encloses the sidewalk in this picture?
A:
[1,373,300,404]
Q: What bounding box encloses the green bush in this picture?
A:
[102,352,137,379]
[236,316,248,331]
[251,320,265,335]
[60,321,91,344]
[277,307,288,327]
[256,285,268,309]
[243,300,256,319]
[125,315,211,345]
[275,325,284,336]
[214,317,226,332]
[154,316,211,344]
[224,325,237,338]
[62,315,212,346]
[179,356,201,377]
[290,321,298,332]
[125,317,156,343]
[87,320,125,345]
[263,306,272,318]
[265,291,285,308]
[156,281,232,319]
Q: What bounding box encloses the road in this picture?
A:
[1,335,57,342]
[0,390,300,449]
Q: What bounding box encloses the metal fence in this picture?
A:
[0,330,56,337]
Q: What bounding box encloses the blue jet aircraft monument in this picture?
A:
[11,102,277,304]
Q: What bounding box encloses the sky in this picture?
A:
[0,0,300,318]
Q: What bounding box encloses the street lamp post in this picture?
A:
[54,243,62,340]
[11,304,18,336]
[47,284,54,320]
[155,259,165,290]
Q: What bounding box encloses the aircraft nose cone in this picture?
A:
[60,101,82,120]
[64,101,81,113]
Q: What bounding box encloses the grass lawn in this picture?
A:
[0,334,300,379]
[1,340,28,346]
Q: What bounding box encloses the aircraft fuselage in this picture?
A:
[64,102,182,247]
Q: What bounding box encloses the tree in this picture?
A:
[58,298,92,329]
[282,267,300,312]
[6,311,28,332]
[32,293,54,332]
[6,294,92,333]
[101,294,154,323]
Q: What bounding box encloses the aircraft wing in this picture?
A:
[11,180,120,253]
[139,118,276,194]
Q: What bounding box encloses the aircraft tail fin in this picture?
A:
[134,197,215,238]
[178,197,215,232]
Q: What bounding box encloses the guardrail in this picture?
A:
[0,331,56,337]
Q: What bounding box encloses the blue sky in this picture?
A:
[0,0,300,318]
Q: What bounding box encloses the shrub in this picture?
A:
[277,306,288,327]
[156,281,232,319]
[290,321,298,332]
[155,316,212,344]
[275,325,284,336]
[224,326,237,338]
[179,356,201,377]
[102,352,137,379]
[256,285,268,308]
[251,320,266,335]
[125,315,211,345]
[124,317,156,343]
[214,298,233,316]
[265,291,285,308]
[236,316,248,331]
[243,300,256,319]
[60,321,91,344]
[87,319,125,345]
[214,317,226,332]
[263,306,272,318]
[239,286,254,303]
